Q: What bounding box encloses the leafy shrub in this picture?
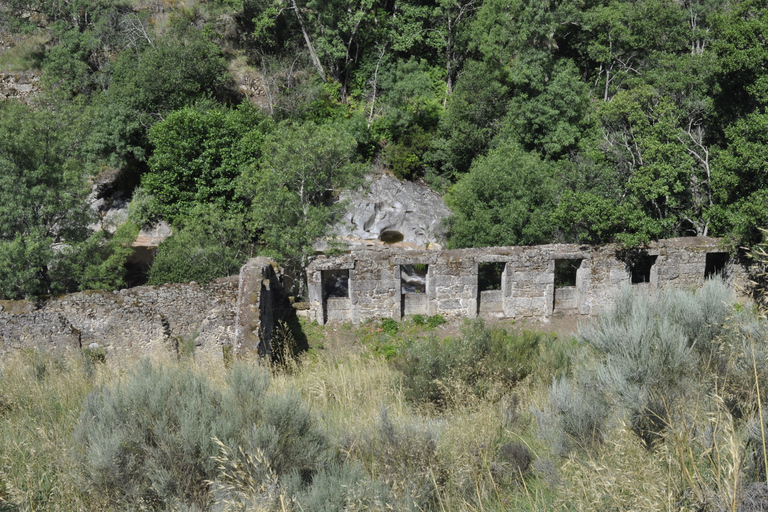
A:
[426,314,446,329]
[146,205,254,285]
[126,187,160,228]
[73,360,329,508]
[412,314,426,325]
[381,318,399,336]
[376,342,399,360]
[396,319,547,407]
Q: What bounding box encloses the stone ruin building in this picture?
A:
[0,236,753,363]
[305,237,749,325]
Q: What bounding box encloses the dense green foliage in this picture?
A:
[0,101,132,298]
[238,120,365,279]
[1,0,768,295]
[145,206,255,285]
[143,101,273,222]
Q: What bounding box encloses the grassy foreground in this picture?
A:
[2,279,768,511]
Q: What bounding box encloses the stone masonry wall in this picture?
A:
[0,278,238,362]
[0,238,751,363]
[234,257,293,357]
[306,237,749,324]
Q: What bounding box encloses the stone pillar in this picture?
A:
[235,257,286,357]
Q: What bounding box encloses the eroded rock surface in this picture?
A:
[330,173,451,251]
[0,71,40,103]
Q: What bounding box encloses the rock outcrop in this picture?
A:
[328,173,451,251]
[0,71,40,103]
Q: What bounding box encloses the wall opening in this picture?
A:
[322,269,349,298]
[631,255,658,284]
[478,262,504,291]
[554,259,582,288]
[322,269,350,323]
[553,259,582,312]
[401,264,429,316]
[478,262,505,315]
[705,252,729,279]
[401,264,427,294]
[380,230,404,244]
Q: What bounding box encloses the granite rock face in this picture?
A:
[330,173,451,250]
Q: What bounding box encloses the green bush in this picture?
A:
[396,319,547,408]
[426,314,446,329]
[73,360,329,508]
[146,205,254,285]
[381,318,399,336]
[412,314,426,325]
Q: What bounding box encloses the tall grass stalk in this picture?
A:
[751,339,768,488]
[0,350,111,510]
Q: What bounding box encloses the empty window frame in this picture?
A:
[478,262,505,292]
[554,259,582,288]
[401,264,428,294]
[631,255,658,284]
[322,269,349,298]
[705,252,729,279]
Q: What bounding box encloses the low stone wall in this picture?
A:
[0,278,239,362]
[0,257,294,364]
[306,237,749,324]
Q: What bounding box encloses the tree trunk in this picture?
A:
[290,0,326,82]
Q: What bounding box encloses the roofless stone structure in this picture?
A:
[303,237,748,325]
[0,237,752,362]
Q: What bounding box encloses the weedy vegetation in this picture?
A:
[4,277,768,510]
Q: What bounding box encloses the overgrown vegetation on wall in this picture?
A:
[0,0,767,297]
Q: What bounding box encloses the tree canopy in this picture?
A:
[1,0,767,294]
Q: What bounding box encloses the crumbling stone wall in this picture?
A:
[0,239,750,362]
[306,237,749,324]
[234,257,293,357]
[0,257,293,364]
[0,278,239,362]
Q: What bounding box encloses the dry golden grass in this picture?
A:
[0,350,113,510]
[554,425,673,512]
[2,308,767,511]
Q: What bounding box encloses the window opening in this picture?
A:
[705,253,729,279]
[322,269,349,298]
[554,259,582,288]
[478,262,505,292]
[401,264,427,294]
[631,255,658,284]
